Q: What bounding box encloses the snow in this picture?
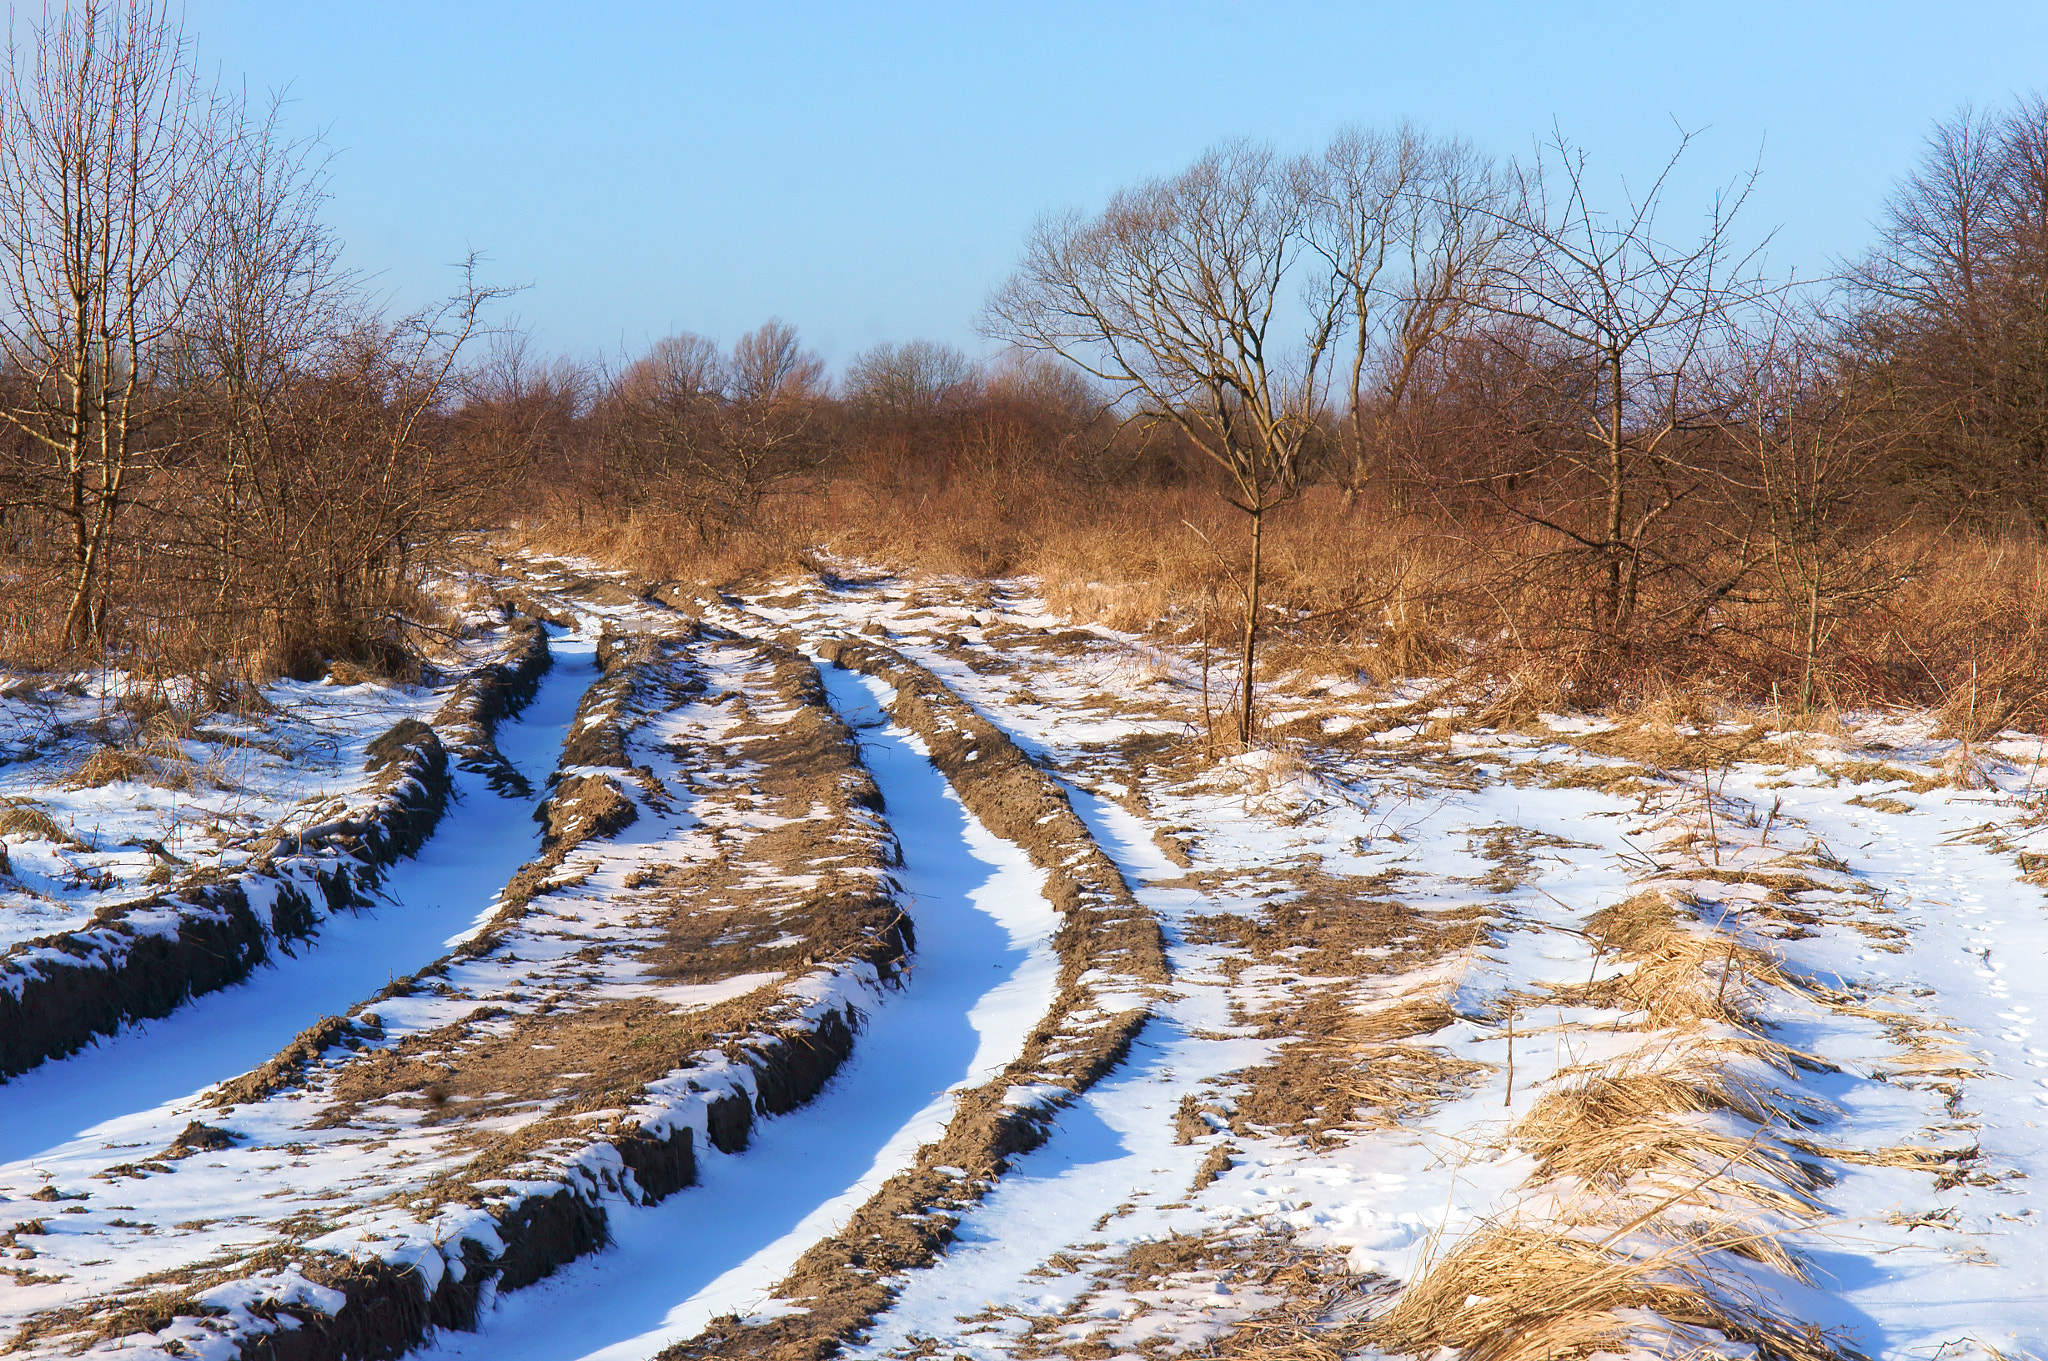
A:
[0,658,492,952]
[410,657,1060,1360]
[0,635,597,1164]
[8,555,2048,1361]
[732,566,2048,1360]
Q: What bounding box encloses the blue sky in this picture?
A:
[183,1,2048,372]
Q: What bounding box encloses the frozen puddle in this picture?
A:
[0,632,598,1165]
[414,662,1059,1361]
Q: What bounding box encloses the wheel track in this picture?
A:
[665,637,1168,1360]
[0,597,910,1359]
[0,615,551,1082]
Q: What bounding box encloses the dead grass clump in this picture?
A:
[1572,713,1766,772]
[1046,576,1171,634]
[1785,1135,1979,1173]
[67,732,217,792]
[1463,824,1596,895]
[1563,891,1796,1028]
[0,798,75,844]
[68,746,148,787]
[1824,758,1927,787]
[1365,1219,1850,1361]
[1516,1068,1830,1216]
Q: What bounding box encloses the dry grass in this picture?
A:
[517,455,2048,738]
[1365,869,1874,1361]
[67,746,149,788]
[1517,1059,1832,1219]
[1546,890,1814,1030]
[0,798,77,844]
[1365,1217,1850,1361]
[65,732,224,793]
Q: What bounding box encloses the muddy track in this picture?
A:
[662,637,1167,1360]
[0,617,551,1083]
[0,610,915,1361]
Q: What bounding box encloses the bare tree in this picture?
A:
[1298,123,1511,509]
[1715,318,1908,713]
[240,255,511,674]
[170,89,349,654]
[1848,99,2048,532]
[616,331,724,407]
[729,317,826,403]
[0,0,219,649]
[843,338,977,418]
[987,138,1344,748]
[1477,129,1780,641]
[603,325,827,542]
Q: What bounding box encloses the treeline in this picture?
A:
[5,0,2044,734]
[517,103,2048,733]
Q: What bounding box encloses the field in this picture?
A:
[0,552,2040,1361]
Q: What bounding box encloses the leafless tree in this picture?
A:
[1714,317,1908,713]
[168,89,350,652]
[729,317,826,403]
[1848,98,2048,532]
[616,331,724,408]
[0,0,220,649]
[1477,128,1781,641]
[602,326,827,542]
[843,338,978,418]
[1298,123,1511,509]
[987,138,1344,748]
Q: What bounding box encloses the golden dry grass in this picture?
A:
[68,747,149,788]
[1366,1217,1849,1361]
[0,798,75,843]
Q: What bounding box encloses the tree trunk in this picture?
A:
[1238,506,1264,751]
[1603,369,1627,634]
[1799,573,1821,715]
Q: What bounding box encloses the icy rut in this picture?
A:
[0,603,926,1359]
[0,634,597,1166]
[411,662,1057,1361]
[705,564,2048,1361]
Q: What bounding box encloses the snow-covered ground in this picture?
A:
[412,661,1058,1360]
[712,564,2048,1361]
[0,633,596,1163]
[5,554,2045,1361]
[0,672,456,951]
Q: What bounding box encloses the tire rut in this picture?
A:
[0,607,906,1361]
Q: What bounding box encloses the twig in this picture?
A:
[1503,1011,1515,1108]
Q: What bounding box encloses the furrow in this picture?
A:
[664,636,1168,1360]
[0,615,551,1083]
[0,618,907,1360]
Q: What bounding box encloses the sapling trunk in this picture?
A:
[1799,574,1821,715]
[1238,506,1263,752]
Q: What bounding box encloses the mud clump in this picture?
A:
[541,772,639,850]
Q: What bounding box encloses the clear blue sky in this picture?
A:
[182,1,2048,373]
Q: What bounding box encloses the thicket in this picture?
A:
[3,3,2042,740]
[521,106,2048,737]
[0,0,516,692]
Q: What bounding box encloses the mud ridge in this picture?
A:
[664,637,1168,1360]
[428,614,553,796]
[18,622,914,1361]
[0,617,552,1082]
